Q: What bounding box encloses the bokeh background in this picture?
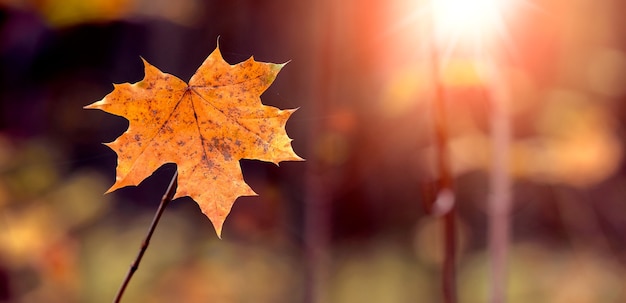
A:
[1,0,625,302]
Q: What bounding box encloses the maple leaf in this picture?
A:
[85,46,303,236]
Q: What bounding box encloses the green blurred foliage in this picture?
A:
[0,137,110,302]
[459,244,625,303]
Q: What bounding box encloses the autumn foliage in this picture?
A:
[85,46,303,236]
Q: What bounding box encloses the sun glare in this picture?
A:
[431,0,514,53]
[433,0,504,35]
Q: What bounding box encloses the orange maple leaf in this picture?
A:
[85,46,303,236]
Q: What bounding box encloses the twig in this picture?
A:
[112,170,178,303]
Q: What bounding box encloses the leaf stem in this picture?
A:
[112,170,178,303]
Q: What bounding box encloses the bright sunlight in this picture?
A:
[431,0,516,54]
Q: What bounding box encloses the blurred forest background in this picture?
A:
[1,0,625,302]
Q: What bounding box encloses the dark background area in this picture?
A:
[1,0,625,302]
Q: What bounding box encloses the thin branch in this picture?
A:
[113,170,178,303]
